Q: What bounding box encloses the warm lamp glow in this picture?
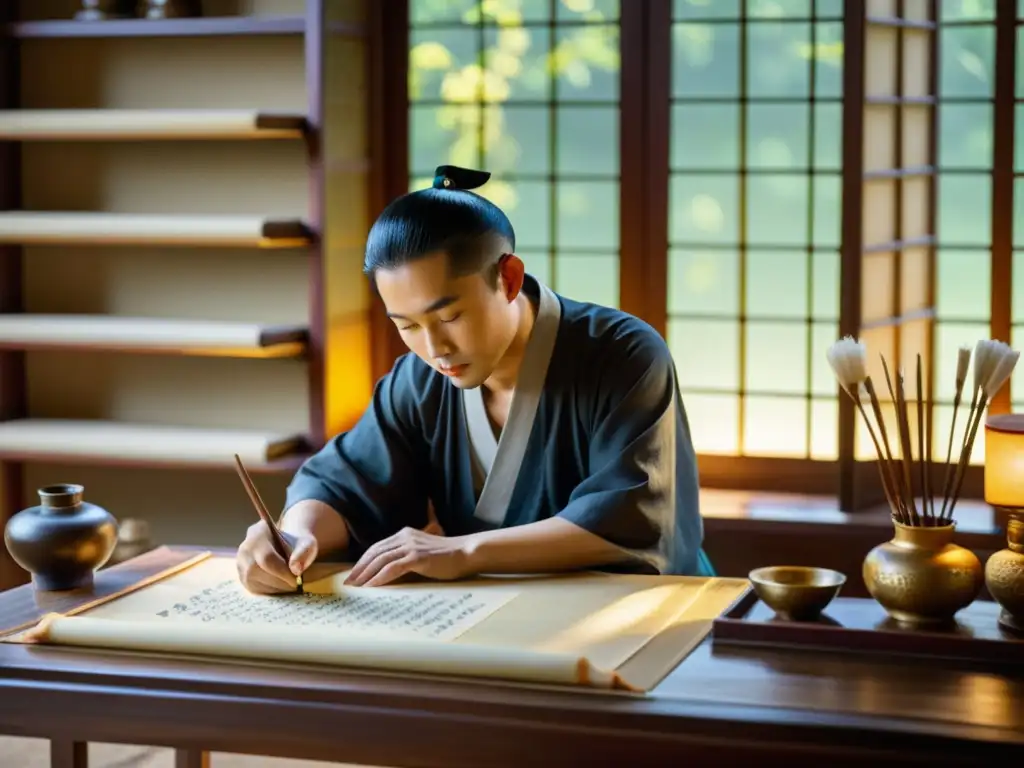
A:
[984,414,1024,509]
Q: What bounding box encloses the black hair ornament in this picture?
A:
[432,165,491,191]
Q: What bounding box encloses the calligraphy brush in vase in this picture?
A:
[233,453,303,593]
[826,336,1020,526]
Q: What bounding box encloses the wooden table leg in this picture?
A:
[50,740,87,768]
[175,748,210,768]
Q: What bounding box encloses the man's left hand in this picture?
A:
[344,527,474,587]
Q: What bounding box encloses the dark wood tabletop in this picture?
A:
[1,547,1022,768]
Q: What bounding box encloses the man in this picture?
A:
[237,165,712,594]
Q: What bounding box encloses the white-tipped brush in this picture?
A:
[826,336,868,397]
[938,345,973,522]
[956,346,973,392]
[962,339,1011,439]
[827,336,1019,527]
[944,342,1021,524]
[987,348,1020,396]
[826,337,906,524]
[973,340,1001,393]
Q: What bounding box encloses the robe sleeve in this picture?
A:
[557,331,704,576]
[282,354,431,558]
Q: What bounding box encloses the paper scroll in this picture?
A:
[149,573,518,642]
[9,553,751,693]
[23,613,631,690]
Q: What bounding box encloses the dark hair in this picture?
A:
[363,165,516,285]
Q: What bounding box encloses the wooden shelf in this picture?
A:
[0,110,308,141]
[0,212,312,248]
[6,15,306,39]
[0,315,308,358]
[0,419,310,473]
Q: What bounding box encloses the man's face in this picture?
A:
[375,251,519,389]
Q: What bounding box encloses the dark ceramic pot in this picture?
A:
[3,484,119,591]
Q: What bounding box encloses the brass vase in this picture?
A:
[863,522,984,626]
[984,512,1024,633]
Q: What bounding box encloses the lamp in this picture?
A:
[983,413,1024,634]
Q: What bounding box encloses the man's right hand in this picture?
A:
[236,520,318,594]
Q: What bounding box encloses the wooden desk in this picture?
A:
[1,549,1022,767]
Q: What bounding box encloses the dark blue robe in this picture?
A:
[284,275,712,576]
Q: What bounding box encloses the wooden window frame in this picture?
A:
[383,0,1017,509]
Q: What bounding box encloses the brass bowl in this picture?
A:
[749,566,846,621]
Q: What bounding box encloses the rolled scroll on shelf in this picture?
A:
[0,212,311,248]
[0,419,305,465]
[0,109,307,141]
[0,315,308,357]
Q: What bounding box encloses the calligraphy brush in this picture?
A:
[880,355,920,526]
[826,337,906,524]
[943,342,1020,524]
[864,375,907,524]
[233,453,303,593]
[936,346,972,524]
[916,354,932,523]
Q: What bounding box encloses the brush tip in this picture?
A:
[826,336,868,391]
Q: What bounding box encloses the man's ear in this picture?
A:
[496,253,525,302]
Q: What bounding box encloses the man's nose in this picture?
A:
[425,330,453,359]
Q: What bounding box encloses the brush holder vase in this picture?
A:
[3,484,119,591]
[984,512,1024,634]
[863,521,984,626]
